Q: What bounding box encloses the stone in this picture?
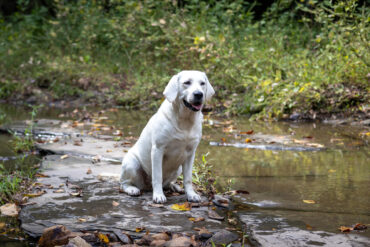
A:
[212,194,230,208]
[207,230,238,245]
[68,236,92,247]
[165,236,194,247]
[38,225,72,247]
[152,232,170,241]
[0,203,20,217]
[113,229,132,244]
[208,210,224,220]
[150,239,166,247]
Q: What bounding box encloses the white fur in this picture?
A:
[120,70,214,203]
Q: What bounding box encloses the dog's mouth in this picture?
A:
[183,100,202,112]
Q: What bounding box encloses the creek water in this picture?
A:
[0,104,369,246]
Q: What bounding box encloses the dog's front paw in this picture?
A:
[187,191,201,202]
[153,192,167,204]
[125,186,141,196]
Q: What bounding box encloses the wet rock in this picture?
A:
[0,203,20,217]
[150,239,166,247]
[212,194,230,208]
[206,230,238,245]
[38,225,72,247]
[164,236,194,247]
[134,234,153,246]
[66,236,92,247]
[208,210,224,220]
[113,229,132,244]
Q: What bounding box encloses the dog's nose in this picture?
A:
[193,91,203,100]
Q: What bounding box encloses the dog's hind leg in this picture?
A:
[120,153,145,196]
[164,166,184,193]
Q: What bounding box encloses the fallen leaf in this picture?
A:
[113,130,123,136]
[60,154,69,160]
[77,218,87,222]
[303,200,315,204]
[228,190,250,195]
[306,224,313,230]
[240,130,254,135]
[97,233,109,243]
[245,138,252,143]
[135,227,145,233]
[220,137,226,143]
[112,201,120,207]
[0,222,6,229]
[353,223,367,230]
[73,140,82,146]
[171,202,192,211]
[106,149,112,153]
[24,191,46,197]
[339,226,352,232]
[188,217,205,222]
[86,168,92,174]
[53,189,65,193]
[35,173,49,178]
[148,203,164,208]
[70,190,83,197]
[228,217,238,225]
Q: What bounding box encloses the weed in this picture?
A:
[193,152,217,197]
[10,105,41,153]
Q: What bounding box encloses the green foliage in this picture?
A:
[0,0,368,118]
[0,161,37,204]
[10,105,40,153]
[193,152,217,195]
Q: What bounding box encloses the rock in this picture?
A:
[212,194,230,208]
[67,236,92,247]
[134,234,153,245]
[113,229,132,244]
[152,232,170,241]
[150,239,166,247]
[38,225,72,247]
[165,236,194,247]
[207,230,238,245]
[0,203,20,217]
[208,210,224,220]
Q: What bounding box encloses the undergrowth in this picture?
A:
[0,0,368,119]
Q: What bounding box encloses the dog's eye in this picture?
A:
[200,82,205,86]
[184,81,191,85]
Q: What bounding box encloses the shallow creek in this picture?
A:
[0,105,369,246]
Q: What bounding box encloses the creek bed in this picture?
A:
[0,104,369,246]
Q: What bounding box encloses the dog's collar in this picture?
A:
[183,100,201,112]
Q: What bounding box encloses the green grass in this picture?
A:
[0,0,368,119]
[0,162,37,204]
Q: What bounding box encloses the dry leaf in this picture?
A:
[60,154,69,160]
[35,173,49,178]
[86,168,92,174]
[339,226,352,232]
[208,210,224,220]
[240,130,254,135]
[245,138,252,143]
[353,223,367,230]
[170,202,191,211]
[135,227,145,233]
[0,203,20,217]
[53,189,65,193]
[303,200,315,204]
[148,203,164,208]
[97,233,109,243]
[77,218,87,222]
[112,201,120,207]
[24,191,46,198]
[188,217,205,222]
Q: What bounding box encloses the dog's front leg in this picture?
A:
[151,145,167,203]
[183,151,201,202]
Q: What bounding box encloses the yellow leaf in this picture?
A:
[188,217,205,222]
[98,233,109,243]
[245,138,252,143]
[303,200,315,204]
[170,202,191,211]
[24,191,45,198]
[136,227,145,233]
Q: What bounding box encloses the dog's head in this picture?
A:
[163,70,215,112]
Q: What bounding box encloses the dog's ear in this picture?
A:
[203,73,215,101]
[163,74,179,103]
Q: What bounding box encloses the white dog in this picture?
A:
[120,70,215,203]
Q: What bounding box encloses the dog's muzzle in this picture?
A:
[183,100,202,112]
